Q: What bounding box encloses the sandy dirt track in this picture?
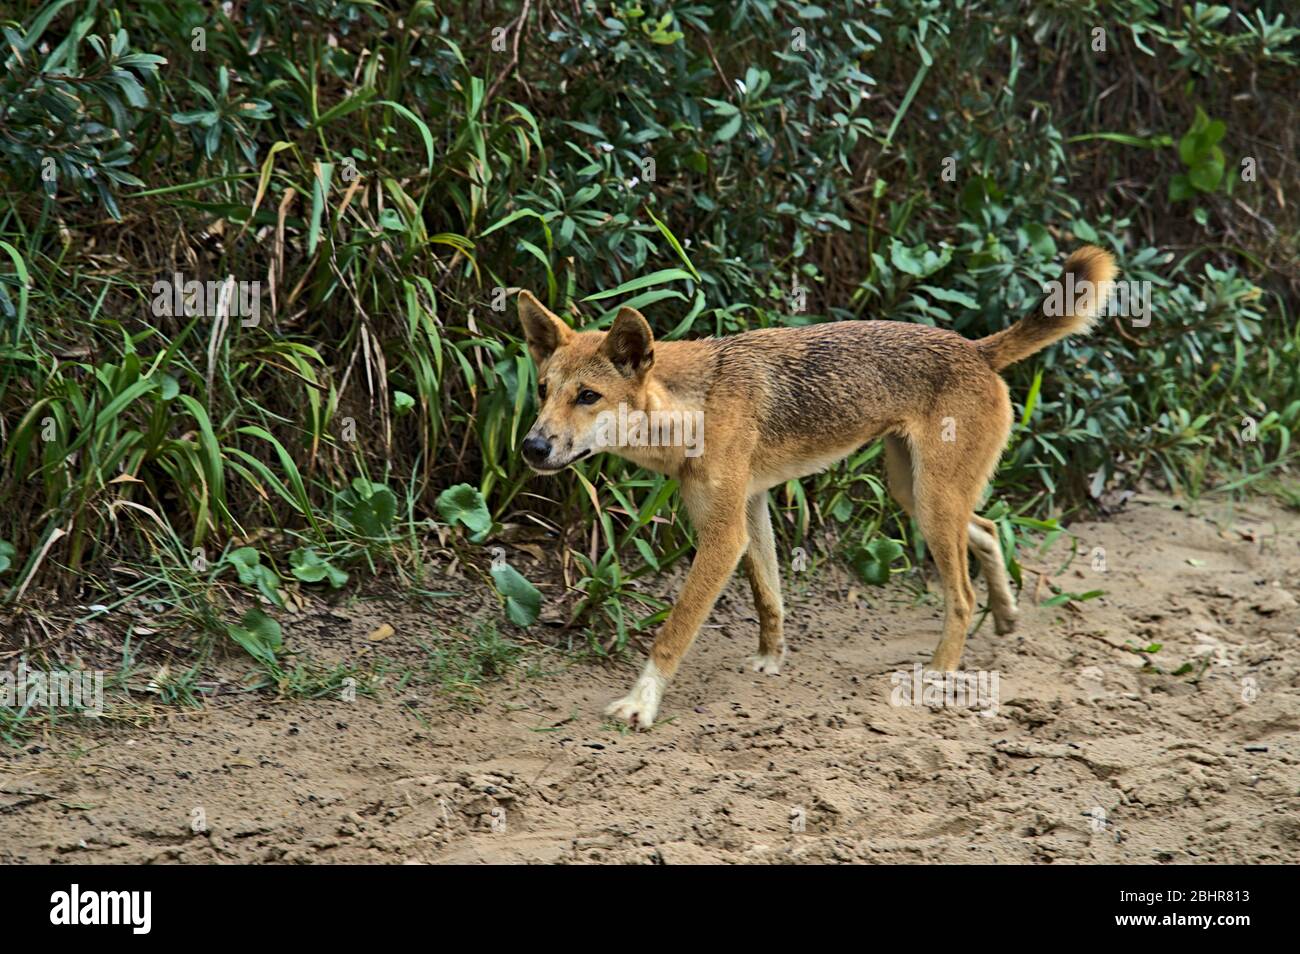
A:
[2,495,1298,864]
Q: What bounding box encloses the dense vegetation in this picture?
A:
[1,1,1297,659]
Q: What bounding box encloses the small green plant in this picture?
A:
[421,621,527,705]
[338,479,399,538]
[849,537,907,585]
[224,605,373,698]
[1170,108,1227,200]
[223,548,284,608]
[491,560,542,627]
[1039,586,1105,608]
[1170,107,1230,225]
[571,546,669,652]
[289,547,349,588]
[224,606,283,669]
[436,483,493,542]
[171,65,272,163]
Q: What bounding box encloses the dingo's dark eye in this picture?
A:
[576,389,601,406]
[537,382,547,400]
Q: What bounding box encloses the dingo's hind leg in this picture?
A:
[887,434,1017,643]
[909,386,1011,670]
[743,492,785,674]
[967,514,1018,634]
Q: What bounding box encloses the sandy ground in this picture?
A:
[2,494,1298,864]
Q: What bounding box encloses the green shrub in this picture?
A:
[0,1,1295,645]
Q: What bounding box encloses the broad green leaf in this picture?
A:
[436,483,491,539]
[491,563,541,627]
[290,548,348,588]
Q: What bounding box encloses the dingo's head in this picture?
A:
[515,290,654,474]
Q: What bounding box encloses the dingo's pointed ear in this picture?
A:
[516,290,573,365]
[602,306,654,376]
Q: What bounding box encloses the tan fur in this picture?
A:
[977,245,1117,370]
[516,245,1117,728]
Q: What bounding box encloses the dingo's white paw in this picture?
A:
[604,694,658,729]
[604,662,665,730]
[749,647,785,675]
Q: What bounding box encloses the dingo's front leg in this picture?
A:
[605,488,748,729]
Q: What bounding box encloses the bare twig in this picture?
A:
[484,0,533,107]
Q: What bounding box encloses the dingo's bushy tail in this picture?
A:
[976,245,1117,371]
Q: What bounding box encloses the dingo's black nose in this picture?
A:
[522,435,551,464]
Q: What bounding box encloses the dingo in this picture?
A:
[517,246,1117,728]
